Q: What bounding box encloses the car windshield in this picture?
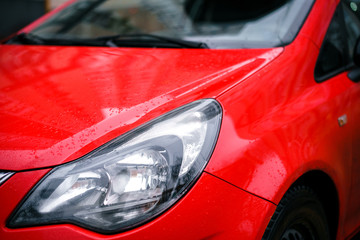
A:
[28,0,313,49]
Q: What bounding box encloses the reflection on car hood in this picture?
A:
[0,45,282,170]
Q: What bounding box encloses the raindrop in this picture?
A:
[351,2,358,11]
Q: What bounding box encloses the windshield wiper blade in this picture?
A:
[96,33,209,49]
[7,33,208,49]
[7,33,108,46]
[7,33,45,45]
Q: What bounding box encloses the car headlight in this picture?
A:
[8,99,222,233]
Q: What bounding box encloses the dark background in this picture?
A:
[0,0,46,40]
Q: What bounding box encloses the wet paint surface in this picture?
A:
[0,45,282,170]
[1,0,360,238]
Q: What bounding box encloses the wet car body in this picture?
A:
[0,0,360,239]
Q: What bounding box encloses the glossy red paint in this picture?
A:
[0,0,360,239]
[205,0,360,237]
[208,36,356,238]
[0,45,282,170]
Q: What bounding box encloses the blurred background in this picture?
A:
[0,0,67,40]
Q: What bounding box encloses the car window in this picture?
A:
[26,0,314,49]
[315,0,360,82]
[343,0,360,59]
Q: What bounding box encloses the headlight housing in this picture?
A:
[8,99,222,233]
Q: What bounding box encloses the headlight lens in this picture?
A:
[8,99,222,233]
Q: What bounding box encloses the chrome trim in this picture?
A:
[0,171,14,186]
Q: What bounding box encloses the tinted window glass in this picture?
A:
[343,0,360,59]
[30,0,314,49]
[315,6,347,81]
[315,4,349,81]
[315,1,360,82]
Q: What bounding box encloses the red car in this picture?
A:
[1,0,360,239]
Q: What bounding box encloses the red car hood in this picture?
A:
[0,45,282,171]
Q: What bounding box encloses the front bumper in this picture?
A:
[0,169,276,240]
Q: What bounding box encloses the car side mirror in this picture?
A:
[348,37,360,82]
